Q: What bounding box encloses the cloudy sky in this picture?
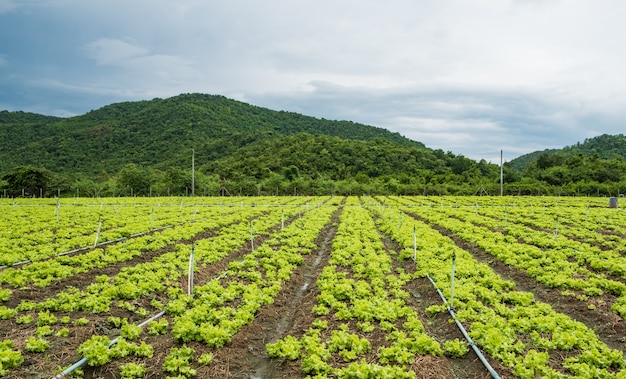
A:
[1,0,625,163]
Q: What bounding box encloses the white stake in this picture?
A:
[55,199,60,223]
[188,243,195,296]
[554,216,559,240]
[250,221,254,251]
[94,217,102,248]
[450,253,456,309]
[413,226,417,263]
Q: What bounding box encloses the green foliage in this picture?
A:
[120,362,146,379]
[35,326,54,337]
[197,353,213,366]
[0,340,24,375]
[507,134,626,195]
[37,310,57,326]
[74,317,89,326]
[335,359,417,379]
[15,315,33,325]
[1,166,51,197]
[0,94,503,196]
[266,335,301,360]
[121,322,142,340]
[3,95,625,196]
[0,289,10,302]
[77,335,111,366]
[443,339,469,358]
[0,307,16,320]
[147,318,169,335]
[162,345,196,378]
[24,337,50,353]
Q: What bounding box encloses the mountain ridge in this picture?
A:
[0,93,424,177]
[2,93,624,197]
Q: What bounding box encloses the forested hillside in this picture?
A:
[509,134,626,171]
[506,134,626,196]
[1,94,625,197]
[0,94,421,177]
[0,93,499,197]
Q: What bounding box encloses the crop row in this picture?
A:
[72,198,337,378]
[267,198,445,378]
[408,196,626,250]
[393,196,626,319]
[0,200,187,266]
[0,196,308,266]
[0,197,327,377]
[375,197,626,378]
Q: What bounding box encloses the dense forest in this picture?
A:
[0,94,625,197]
[507,134,626,196]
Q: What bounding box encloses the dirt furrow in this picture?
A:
[411,212,626,354]
[200,206,342,379]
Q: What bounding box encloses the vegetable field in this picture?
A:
[0,196,625,378]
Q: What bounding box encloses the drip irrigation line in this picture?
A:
[51,310,167,379]
[50,210,291,378]
[51,260,233,379]
[0,225,175,271]
[425,275,501,379]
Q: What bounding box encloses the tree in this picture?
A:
[159,167,191,196]
[283,165,300,181]
[1,166,51,197]
[116,164,153,196]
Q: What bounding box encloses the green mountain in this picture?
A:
[508,134,626,171]
[504,134,626,195]
[0,93,422,176]
[1,93,501,196]
[506,149,559,172]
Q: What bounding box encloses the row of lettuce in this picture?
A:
[0,197,310,267]
[0,197,324,377]
[267,198,445,378]
[375,196,626,378]
[393,196,626,318]
[0,196,625,378]
[265,196,625,378]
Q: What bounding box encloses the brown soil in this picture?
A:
[383,236,515,379]
[409,212,626,354]
[8,200,624,379]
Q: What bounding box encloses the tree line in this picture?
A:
[1,96,625,198]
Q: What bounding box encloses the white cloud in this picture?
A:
[81,37,203,96]
[0,0,16,13]
[3,0,626,160]
[85,38,151,66]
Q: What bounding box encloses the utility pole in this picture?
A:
[191,148,195,197]
[500,149,503,197]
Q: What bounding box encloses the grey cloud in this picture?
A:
[248,81,621,162]
[2,0,626,161]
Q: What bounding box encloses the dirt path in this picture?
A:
[199,206,342,378]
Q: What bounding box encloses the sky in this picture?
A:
[1,0,625,163]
